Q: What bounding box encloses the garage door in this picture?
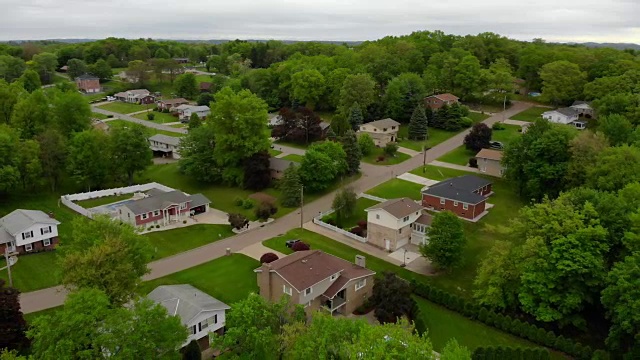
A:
[396,236,409,249]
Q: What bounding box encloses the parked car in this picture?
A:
[489,141,504,150]
[106,96,116,101]
[285,239,300,248]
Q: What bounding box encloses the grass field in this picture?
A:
[194,74,213,84]
[492,124,523,146]
[269,149,282,157]
[282,154,304,163]
[133,111,179,124]
[321,197,379,230]
[75,193,133,208]
[98,102,149,114]
[145,224,235,259]
[107,120,185,138]
[139,254,259,305]
[468,112,491,123]
[365,178,424,201]
[362,148,411,165]
[0,252,60,292]
[510,107,549,122]
[91,112,109,120]
[397,125,460,152]
[274,140,321,150]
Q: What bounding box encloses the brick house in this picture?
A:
[475,149,505,177]
[75,74,101,93]
[116,190,210,228]
[114,89,155,104]
[365,198,432,251]
[0,209,61,255]
[157,98,189,112]
[424,93,460,109]
[255,250,375,316]
[199,82,212,93]
[421,175,493,221]
[357,118,400,147]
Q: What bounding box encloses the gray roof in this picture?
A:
[146,188,168,197]
[0,209,60,236]
[147,285,230,326]
[189,193,211,208]
[121,190,191,215]
[571,101,591,107]
[149,134,181,147]
[548,107,579,117]
[270,157,296,171]
[366,198,423,219]
[76,73,99,80]
[364,118,400,130]
[0,228,13,244]
[422,175,492,204]
[319,121,331,130]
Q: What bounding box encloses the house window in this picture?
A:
[330,274,338,281]
[283,285,292,295]
[399,228,402,234]
[180,203,187,210]
[41,226,51,235]
[454,201,458,206]
[128,213,131,218]
[463,203,469,210]
[304,287,312,296]
[141,213,148,220]
[392,126,396,130]
[403,216,409,222]
[22,231,33,240]
[25,243,33,252]
[355,279,366,291]
[43,239,51,247]
[360,127,365,131]
[383,128,387,131]
[213,314,218,324]
[153,210,160,216]
[199,319,209,332]
[190,325,197,335]
[119,209,122,214]
[439,198,445,205]
[376,214,380,220]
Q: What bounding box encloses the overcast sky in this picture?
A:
[2,0,639,43]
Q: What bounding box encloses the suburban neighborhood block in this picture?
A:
[365,197,432,251]
[421,175,493,221]
[175,104,210,122]
[357,118,400,147]
[157,98,190,112]
[114,89,155,104]
[0,209,61,254]
[116,190,210,228]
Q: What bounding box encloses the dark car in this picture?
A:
[489,141,504,150]
[285,239,300,248]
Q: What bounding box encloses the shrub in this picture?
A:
[155,224,160,228]
[147,227,153,231]
[147,112,155,120]
[326,218,335,226]
[350,226,364,236]
[383,142,399,157]
[472,347,485,360]
[228,213,248,229]
[255,201,275,220]
[259,252,279,264]
[459,116,473,128]
[469,157,478,168]
[478,307,489,323]
[376,155,385,162]
[291,241,310,251]
[183,220,187,224]
[234,196,244,206]
[492,122,506,130]
[107,114,113,118]
[357,220,367,229]
[242,198,255,209]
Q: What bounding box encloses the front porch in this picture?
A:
[323,289,347,314]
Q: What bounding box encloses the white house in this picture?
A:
[147,284,230,350]
[175,105,210,122]
[149,134,182,159]
[542,107,579,125]
[364,198,431,251]
[0,209,61,255]
[357,118,400,147]
[570,101,595,118]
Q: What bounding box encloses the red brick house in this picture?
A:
[421,175,492,220]
[116,190,210,228]
[75,74,101,93]
[0,209,61,255]
[424,93,459,110]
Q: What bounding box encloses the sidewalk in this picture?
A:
[239,242,285,261]
[127,109,152,116]
[503,119,530,126]
[429,160,478,173]
[397,173,439,187]
[397,147,420,156]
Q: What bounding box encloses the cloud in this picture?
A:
[1,0,638,43]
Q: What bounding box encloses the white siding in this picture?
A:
[14,223,59,247]
[185,309,226,345]
[367,208,421,230]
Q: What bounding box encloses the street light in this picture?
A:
[401,248,408,268]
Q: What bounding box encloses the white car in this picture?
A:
[106,96,116,101]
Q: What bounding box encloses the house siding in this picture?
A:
[424,96,458,110]
[76,78,100,93]
[421,194,484,220]
[343,277,374,314]
[477,158,504,177]
[357,124,399,147]
[0,237,59,255]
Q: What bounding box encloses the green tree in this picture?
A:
[383,73,427,123]
[52,89,92,137]
[463,123,492,152]
[0,125,20,193]
[178,123,221,183]
[586,145,640,192]
[30,52,57,84]
[10,89,51,138]
[59,216,152,306]
[358,133,375,156]
[15,139,41,190]
[330,113,351,137]
[109,123,152,185]
[384,142,399,157]
[279,164,302,208]
[370,272,417,324]
[0,55,26,82]
[487,58,515,95]
[182,340,202,360]
[66,130,110,191]
[348,102,364,131]
[454,55,483,98]
[88,59,112,81]
[18,69,41,93]
[66,58,88,79]
[154,48,171,59]
[340,130,361,175]
[441,338,472,360]
[290,69,325,109]
[188,112,202,129]
[126,60,151,86]
[0,279,29,352]
[473,241,520,310]
[243,151,271,191]
[344,318,433,359]
[420,211,466,271]
[339,73,376,115]
[565,130,609,188]
[332,187,357,228]
[325,67,351,109]
[540,61,587,105]
[408,105,429,140]
[174,73,199,99]
[598,114,633,146]
[0,80,25,124]
[299,141,347,192]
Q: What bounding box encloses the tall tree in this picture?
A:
[0,80,25,124]
[30,52,57,84]
[36,130,67,191]
[10,89,51,139]
[109,123,152,185]
[279,164,302,208]
[18,69,41,93]
[540,60,587,105]
[487,58,515,96]
[174,73,199,99]
[178,123,221,183]
[290,69,325,109]
[369,272,416,324]
[66,58,88,79]
[332,187,357,228]
[358,133,375,156]
[243,151,271,190]
[454,55,483,98]
[0,125,20,194]
[420,211,466,271]
[330,113,351,137]
[126,60,151,86]
[59,216,152,306]
[0,280,29,352]
[408,105,429,141]
[15,139,41,190]
[88,59,112,81]
[565,130,609,188]
[338,73,376,115]
[473,241,520,310]
[463,123,492,152]
[299,141,347,192]
[586,145,640,192]
[0,55,26,82]
[52,90,92,137]
[66,129,110,191]
[348,102,364,131]
[441,339,472,360]
[345,318,434,359]
[383,73,427,123]
[598,114,633,146]
[340,130,361,175]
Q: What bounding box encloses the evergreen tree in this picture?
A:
[331,114,351,137]
[0,280,29,352]
[340,130,361,175]
[279,164,302,207]
[188,113,202,129]
[348,102,363,131]
[326,126,337,141]
[408,105,428,140]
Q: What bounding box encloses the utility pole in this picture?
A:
[299,185,304,229]
[422,145,428,173]
[4,247,13,288]
[502,95,507,122]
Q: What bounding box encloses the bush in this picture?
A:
[242,198,255,209]
[469,157,478,168]
[183,220,187,224]
[147,227,153,231]
[147,112,155,120]
[357,220,367,229]
[291,241,310,251]
[326,218,335,226]
[353,299,375,315]
[259,252,279,264]
[376,155,385,162]
[383,142,399,157]
[182,339,202,360]
[492,122,506,130]
[350,226,364,236]
[228,213,248,229]
[155,224,160,228]
[234,196,244,206]
[255,201,276,220]
[459,116,473,128]
[106,114,113,118]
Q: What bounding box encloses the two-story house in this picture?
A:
[256,250,375,316]
[147,284,230,350]
[175,105,210,122]
[357,118,400,147]
[475,148,505,177]
[424,93,459,109]
[0,209,61,254]
[365,198,429,251]
[570,101,594,118]
[421,175,493,221]
[149,134,182,159]
[116,190,210,228]
[75,74,101,93]
[269,157,295,180]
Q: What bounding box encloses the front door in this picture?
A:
[385,239,390,251]
[7,241,16,252]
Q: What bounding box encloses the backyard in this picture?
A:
[133,111,180,124]
[97,102,150,114]
[74,193,133,208]
[365,178,424,201]
[397,125,461,152]
[145,224,235,259]
[107,119,185,137]
[510,106,549,122]
[321,197,379,230]
[362,148,411,165]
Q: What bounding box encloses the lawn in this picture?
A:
[98,102,150,114]
[91,112,109,120]
[362,148,411,165]
[107,120,184,138]
[111,67,127,75]
[492,124,523,146]
[145,224,235,260]
[74,193,133,208]
[321,197,379,230]
[510,107,549,122]
[468,112,491,123]
[268,149,282,157]
[365,178,424,201]
[194,74,213,84]
[436,124,522,166]
[282,154,304,163]
[134,111,180,124]
[274,140,320,150]
[397,125,460,152]
[139,254,259,305]
[170,123,187,129]
[0,252,60,292]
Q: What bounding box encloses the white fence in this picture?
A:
[312,209,367,243]
[60,197,94,218]
[358,193,387,202]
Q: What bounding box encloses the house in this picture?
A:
[157,98,189,112]
[75,74,100,93]
[114,89,155,104]
[175,105,210,122]
[357,118,400,147]
[116,190,210,228]
[92,119,110,133]
[422,175,493,221]
[255,250,375,316]
[269,157,295,180]
[365,198,431,251]
[0,209,61,255]
[319,121,331,139]
[59,65,68,72]
[424,93,459,109]
[173,58,190,64]
[475,149,505,177]
[147,284,229,350]
[149,134,182,159]
[513,78,527,94]
[199,82,212,93]
[542,107,579,125]
[570,101,595,118]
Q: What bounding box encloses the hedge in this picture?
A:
[411,280,596,359]
[472,346,550,360]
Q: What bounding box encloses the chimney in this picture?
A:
[355,255,366,268]
[48,212,55,219]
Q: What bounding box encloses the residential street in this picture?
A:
[92,106,187,134]
[20,101,533,313]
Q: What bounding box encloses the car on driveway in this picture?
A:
[106,96,116,101]
[489,141,504,150]
[285,239,300,248]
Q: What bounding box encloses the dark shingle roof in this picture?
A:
[121,190,190,215]
[430,93,459,102]
[422,175,492,204]
[76,73,99,80]
[364,118,400,130]
[189,193,211,208]
[552,107,579,117]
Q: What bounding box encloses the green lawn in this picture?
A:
[282,154,304,163]
[98,102,150,114]
[91,112,109,120]
[322,197,379,230]
[397,125,460,152]
[139,254,259,305]
[274,140,319,150]
[362,148,411,165]
[75,193,133,208]
[107,120,185,138]
[269,149,282,157]
[0,252,60,293]
[365,178,424,201]
[468,112,491,123]
[111,67,126,75]
[194,74,213,84]
[492,124,523,146]
[23,306,63,324]
[316,111,336,123]
[436,124,522,166]
[133,111,180,124]
[510,107,549,122]
[145,224,235,260]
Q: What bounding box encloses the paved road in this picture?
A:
[92,106,187,135]
[20,101,533,313]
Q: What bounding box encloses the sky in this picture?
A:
[1,0,639,44]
